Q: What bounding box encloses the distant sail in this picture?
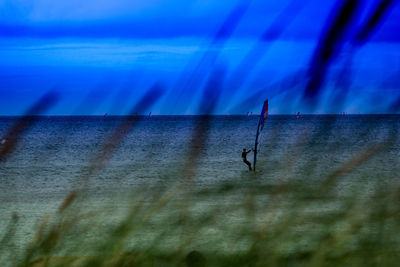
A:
[253,99,268,172]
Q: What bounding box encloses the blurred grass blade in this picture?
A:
[0,91,59,161]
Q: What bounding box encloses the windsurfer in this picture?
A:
[242,148,253,171]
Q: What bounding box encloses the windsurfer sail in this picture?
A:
[253,99,268,172]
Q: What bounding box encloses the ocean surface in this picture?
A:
[1,115,399,253]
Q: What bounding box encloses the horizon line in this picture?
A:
[0,113,399,117]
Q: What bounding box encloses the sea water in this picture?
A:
[0,115,399,253]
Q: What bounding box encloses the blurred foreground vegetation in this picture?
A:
[2,149,400,267]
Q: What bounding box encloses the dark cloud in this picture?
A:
[0,0,398,41]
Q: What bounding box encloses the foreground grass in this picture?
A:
[2,171,400,267]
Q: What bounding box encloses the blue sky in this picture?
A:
[1,0,399,115]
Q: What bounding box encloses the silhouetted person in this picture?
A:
[242,148,252,171]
